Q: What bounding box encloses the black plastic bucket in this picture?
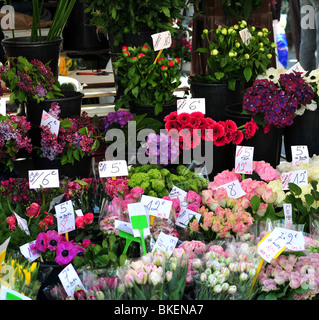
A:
[226,103,283,168]
[2,36,63,77]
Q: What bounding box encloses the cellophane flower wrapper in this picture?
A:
[116,249,188,300]
[191,239,261,300]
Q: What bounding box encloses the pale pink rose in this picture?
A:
[189,219,199,233]
[262,188,277,203]
[193,241,206,255]
[256,202,268,217]
[289,274,302,289]
[262,279,277,292]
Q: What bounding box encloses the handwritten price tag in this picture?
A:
[58,263,85,297]
[28,169,60,189]
[20,241,41,262]
[141,195,172,219]
[152,231,178,256]
[291,145,309,167]
[98,160,128,178]
[55,200,75,235]
[239,28,252,45]
[40,110,60,137]
[275,227,305,251]
[235,146,254,174]
[217,180,246,199]
[281,169,308,190]
[169,186,188,209]
[177,98,206,115]
[175,208,201,228]
[283,203,293,229]
[257,229,286,263]
[151,30,172,51]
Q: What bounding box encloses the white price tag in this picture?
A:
[58,263,85,297]
[169,186,188,209]
[285,62,307,76]
[235,146,254,174]
[283,203,293,229]
[40,110,60,137]
[291,145,309,167]
[114,220,134,235]
[75,209,83,217]
[55,200,76,235]
[175,208,201,228]
[13,212,30,236]
[28,169,60,189]
[151,30,172,51]
[177,98,206,115]
[281,169,308,190]
[239,28,252,45]
[141,195,172,219]
[19,241,41,262]
[257,228,286,263]
[152,231,178,256]
[98,160,128,178]
[0,99,6,116]
[127,202,151,238]
[275,227,305,251]
[217,180,246,199]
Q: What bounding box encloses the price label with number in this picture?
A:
[169,186,188,209]
[151,30,172,51]
[175,208,201,228]
[281,169,308,190]
[177,98,206,115]
[239,28,252,45]
[28,169,60,189]
[55,200,75,235]
[217,180,246,199]
[235,146,254,174]
[114,220,134,235]
[141,195,172,219]
[275,227,305,251]
[291,145,309,167]
[152,231,178,256]
[40,110,60,137]
[19,241,41,262]
[257,228,287,263]
[98,160,128,178]
[283,203,293,229]
[58,263,85,297]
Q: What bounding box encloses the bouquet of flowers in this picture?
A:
[113,43,182,115]
[37,103,101,165]
[0,56,62,106]
[0,114,32,172]
[243,69,316,131]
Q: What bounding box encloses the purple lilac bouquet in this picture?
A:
[144,132,180,165]
[0,56,62,106]
[37,104,101,165]
[243,71,315,131]
[0,113,32,172]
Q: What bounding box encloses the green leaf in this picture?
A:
[243,67,252,82]
[304,194,314,206]
[288,183,302,196]
[250,195,261,212]
[214,72,225,80]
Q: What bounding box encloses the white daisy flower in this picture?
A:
[256,67,286,84]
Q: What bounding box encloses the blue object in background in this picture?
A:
[277,32,289,68]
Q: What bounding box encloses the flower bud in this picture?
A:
[204,268,212,276]
[66,296,75,300]
[117,283,126,294]
[257,31,263,37]
[238,261,246,272]
[262,28,268,33]
[244,54,250,59]
[124,273,134,288]
[259,47,265,52]
[200,272,207,282]
[239,272,249,281]
[208,274,217,286]
[221,267,230,277]
[235,42,240,48]
[221,28,227,35]
[149,271,162,286]
[221,282,229,291]
[267,54,272,59]
[74,289,86,300]
[213,284,223,293]
[217,274,226,284]
[228,285,237,294]
[249,268,256,278]
[228,262,238,272]
[203,29,209,35]
[193,258,202,269]
[95,290,105,300]
[166,271,173,282]
[141,45,149,53]
[211,49,219,56]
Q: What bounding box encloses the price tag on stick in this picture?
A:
[58,263,85,297]
[283,203,293,229]
[175,208,201,228]
[177,98,206,115]
[28,169,60,189]
[40,110,60,137]
[281,169,308,190]
[98,160,128,178]
[217,180,246,199]
[291,145,309,167]
[235,146,254,174]
[169,185,188,209]
[152,231,178,256]
[151,30,172,51]
[55,200,76,235]
[141,195,172,219]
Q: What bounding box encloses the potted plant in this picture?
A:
[0,113,33,176]
[190,21,276,122]
[2,0,76,77]
[33,104,101,179]
[113,43,182,119]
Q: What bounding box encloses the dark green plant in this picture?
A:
[81,0,189,46]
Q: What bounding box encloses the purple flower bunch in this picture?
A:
[0,114,32,171]
[102,110,134,132]
[30,230,86,266]
[243,71,315,129]
[145,132,180,165]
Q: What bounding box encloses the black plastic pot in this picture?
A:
[226,103,283,168]
[284,109,319,162]
[2,36,63,77]
[129,101,177,123]
[189,80,245,122]
[62,2,108,51]
[32,156,92,179]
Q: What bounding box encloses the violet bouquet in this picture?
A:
[0,114,32,172]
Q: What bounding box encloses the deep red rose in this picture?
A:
[84,212,94,225]
[26,203,41,218]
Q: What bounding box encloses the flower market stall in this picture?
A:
[2,2,319,313]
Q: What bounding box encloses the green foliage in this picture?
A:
[193,21,276,90]
[81,0,189,46]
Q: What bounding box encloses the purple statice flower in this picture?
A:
[103,110,133,131]
[145,132,180,165]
